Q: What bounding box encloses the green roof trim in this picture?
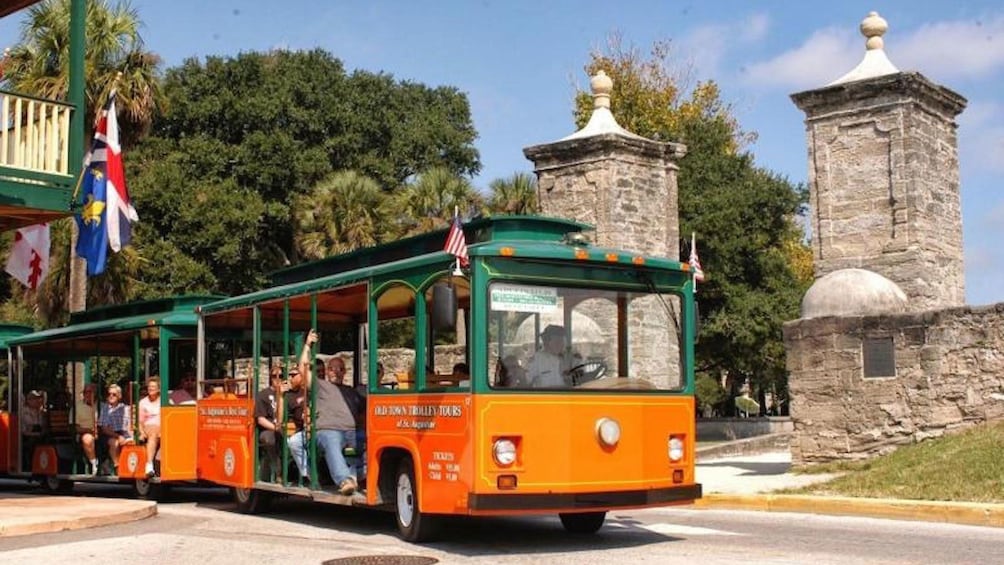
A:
[11,295,222,346]
[69,295,224,325]
[270,215,590,286]
[0,323,33,348]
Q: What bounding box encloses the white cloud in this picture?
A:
[959,100,1001,126]
[894,17,1004,80]
[744,15,1004,90]
[959,101,1004,174]
[683,24,730,78]
[742,13,770,43]
[682,13,771,79]
[742,27,858,89]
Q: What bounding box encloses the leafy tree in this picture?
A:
[695,373,727,417]
[128,49,482,295]
[387,167,483,237]
[3,0,163,145]
[294,170,387,259]
[487,172,539,215]
[575,38,812,415]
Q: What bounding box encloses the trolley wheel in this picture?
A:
[233,487,272,514]
[40,474,73,494]
[394,457,439,543]
[559,511,606,533]
[134,478,169,500]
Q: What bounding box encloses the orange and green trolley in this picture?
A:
[4,295,220,498]
[196,215,701,541]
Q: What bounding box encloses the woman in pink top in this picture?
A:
[138,377,162,477]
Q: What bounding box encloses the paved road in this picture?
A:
[2,483,1002,565]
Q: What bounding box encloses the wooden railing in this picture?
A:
[0,89,74,176]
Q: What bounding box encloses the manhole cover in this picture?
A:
[322,557,438,565]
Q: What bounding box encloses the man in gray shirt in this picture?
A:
[301,329,358,495]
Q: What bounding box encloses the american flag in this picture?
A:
[444,213,469,267]
[689,232,705,283]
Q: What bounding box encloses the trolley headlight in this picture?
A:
[492,438,517,466]
[668,436,684,462]
[595,417,621,447]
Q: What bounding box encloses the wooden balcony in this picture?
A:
[0,89,76,231]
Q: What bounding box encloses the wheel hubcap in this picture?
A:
[397,472,414,528]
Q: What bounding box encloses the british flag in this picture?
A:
[75,88,137,275]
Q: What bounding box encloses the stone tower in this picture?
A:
[791,12,968,311]
[523,71,687,259]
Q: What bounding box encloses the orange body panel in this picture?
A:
[117,444,148,478]
[32,445,57,475]
[196,397,254,488]
[0,412,11,473]
[473,394,695,495]
[466,393,697,514]
[367,393,472,512]
[160,406,197,481]
[365,392,696,515]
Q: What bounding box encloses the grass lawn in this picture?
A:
[788,419,1004,503]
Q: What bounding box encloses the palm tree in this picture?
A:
[294,170,387,260]
[389,167,483,238]
[4,0,162,144]
[3,0,163,319]
[487,172,539,215]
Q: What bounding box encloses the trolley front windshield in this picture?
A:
[486,282,685,391]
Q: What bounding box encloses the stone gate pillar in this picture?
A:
[791,12,968,311]
[523,71,686,259]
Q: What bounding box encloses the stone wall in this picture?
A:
[783,303,1004,464]
[791,73,967,311]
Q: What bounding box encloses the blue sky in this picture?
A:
[4,1,1002,304]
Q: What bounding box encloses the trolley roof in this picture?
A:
[203,216,689,315]
[8,295,223,348]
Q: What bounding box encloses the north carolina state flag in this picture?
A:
[5,223,50,290]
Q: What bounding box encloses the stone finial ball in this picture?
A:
[860,11,888,50]
[590,70,613,96]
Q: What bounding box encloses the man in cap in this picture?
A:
[255,367,286,482]
[20,390,46,471]
[525,325,578,388]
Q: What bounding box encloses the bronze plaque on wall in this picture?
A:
[863,337,896,378]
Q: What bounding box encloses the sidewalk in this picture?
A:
[694,450,1004,528]
[0,491,156,537]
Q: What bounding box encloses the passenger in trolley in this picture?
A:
[138,377,161,477]
[283,365,309,483]
[300,329,359,495]
[254,367,285,481]
[98,384,132,475]
[76,383,100,475]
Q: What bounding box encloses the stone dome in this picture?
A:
[801,268,908,319]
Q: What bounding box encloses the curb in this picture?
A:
[696,433,791,461]
[0,498,157,537]
[694,494,1004,528]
